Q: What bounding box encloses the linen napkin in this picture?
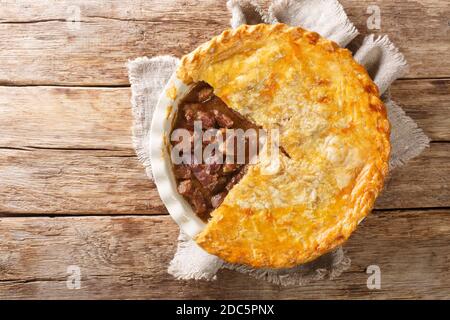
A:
[127,0,429,286]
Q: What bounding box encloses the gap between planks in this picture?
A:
[1,207,450,219]
[0,140,447,153]
[0,77,449,88]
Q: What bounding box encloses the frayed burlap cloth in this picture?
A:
[127,0,430,286]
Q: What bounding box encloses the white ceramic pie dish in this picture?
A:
[150,72,206,239]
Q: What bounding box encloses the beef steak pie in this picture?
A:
[169,24,390,268]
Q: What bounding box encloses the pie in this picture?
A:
[171,23,390,268]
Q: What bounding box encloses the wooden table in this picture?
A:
[0,0,449,299]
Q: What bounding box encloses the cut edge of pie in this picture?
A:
[174,23,390,269]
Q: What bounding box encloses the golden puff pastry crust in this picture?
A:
[177,23,390,268]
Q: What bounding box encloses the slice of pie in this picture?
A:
[172,23,390,268]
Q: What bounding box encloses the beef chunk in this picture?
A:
[184,104,199,125]
[196,111,216,129]
[191,164,227,192]
[204,155,222,174]
[177,180,194,196]
[173,165,192,179]
[185,108,195,122]
[198,87,214,102]
[178,179,207,215]
[207,163,222,175]
[211,192,227,208]
[191,165,217,188]
[191,189,207,214]
[213,110,234,128]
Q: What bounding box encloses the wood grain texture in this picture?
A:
[0,143,448,215]
[376,143,450,209]
[0,210,449,299]
[0,148,164,215]
[0,0,449,85]
[390,79,450,141]
[0,86,133,150]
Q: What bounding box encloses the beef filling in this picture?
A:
[170,82,259,221]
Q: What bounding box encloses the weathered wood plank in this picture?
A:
[390,79,450,141]
[0,79,448,153]
[0,2,229,86]
[0,210,449,299]
[0,149,164,214]
[0,86,133,150]
[0,143,448,215]
[376,143,450,209]
[0,0,448,85]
